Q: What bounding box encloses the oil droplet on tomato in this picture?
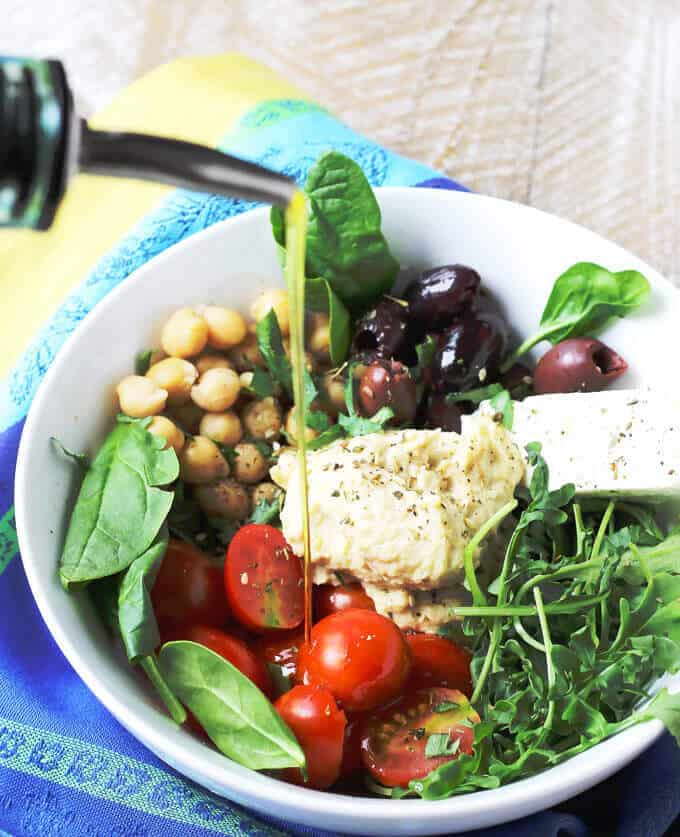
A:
[284,190,313,643]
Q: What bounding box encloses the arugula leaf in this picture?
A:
[159,640,306,770]
[305,276,351,366]
[59,417,178,590]
[256,309,292,395]
[411,335,438,382]
[243,368,275,398]
[134,348,154,375]
[51,437,89,468]
[643,688,680,744]
[434,700,462,713]
[249,496,282,526]
[489,388,514,429]
[504,262,650,368]
[338,365,393,437]
[306,425,346,451]
[445,383,504,405]
[425,733,460,758]
[272,151,399,311]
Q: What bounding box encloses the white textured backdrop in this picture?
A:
[6,0,680,283]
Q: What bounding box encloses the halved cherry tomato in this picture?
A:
[275,685,346,789]
[314,583,375,620]
[152,539,230,634]
[224,525,303,632]
[296,609,411,712]
[405,632,472,696]
[252,628,304,680]
[361,687,479,788]
[172,625,272,697]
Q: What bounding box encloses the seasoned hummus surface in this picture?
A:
[271,415,524,626]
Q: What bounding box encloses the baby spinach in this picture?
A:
[159,640,305,771]
[271,151,399,312]
[59,417,179,590]
[504,262,650,369]
[50,437,89,469]
[305,276,351,366]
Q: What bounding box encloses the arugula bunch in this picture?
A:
[396,445,680,799]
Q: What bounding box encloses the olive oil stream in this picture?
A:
[284,191,313,643]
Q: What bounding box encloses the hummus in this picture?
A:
[271,415,524,629]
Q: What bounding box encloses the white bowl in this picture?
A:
[15,188,680,835]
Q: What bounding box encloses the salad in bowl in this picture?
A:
[28,153,680,817]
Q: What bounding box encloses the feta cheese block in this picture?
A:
[485,389,680,498]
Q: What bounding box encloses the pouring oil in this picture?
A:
[283,190,313,643]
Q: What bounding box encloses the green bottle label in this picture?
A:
[0,57,72,230]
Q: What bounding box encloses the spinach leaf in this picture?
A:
[272,151,399,311]
[89,574,121,635]
[256,309,292,395]
[59,417,179,590]
[305,276,351,366]
[159,640,305,770]
[134,348,154,375]
[505,262,650,367]
[116,531,187,725]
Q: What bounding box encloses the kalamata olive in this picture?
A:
[352,297,411,361]
[534,338,628,395]
[501,362,534,399]
[425,394,463,433]
[358,359,417,423]
[431,312,507,393]
[406,265,481,332]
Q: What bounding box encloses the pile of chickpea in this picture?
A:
[115,288,345,524]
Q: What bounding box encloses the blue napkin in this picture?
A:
[1,97,678,837]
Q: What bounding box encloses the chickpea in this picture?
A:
[199,411,243,446]
[145,357,198,405]
[285,407,319,445]
[191,367,241,412]
[194,478,251,520]
[160,308,208,358]
[178,435,229,484]
[241,396,282,441]
[233,442,269,484]
[239,371,254,390]
[116,375,167,418]
[322,372,346,417]
[308,313,330,360]
[195,354,233,376]
[282,338,316,372]
[199,306,247,350]
[251,481,283,507]
[148,348,166,366]
[147,416,185,453]
[250,288,290,336]
[228,332,265,371]
[166,402,204,434]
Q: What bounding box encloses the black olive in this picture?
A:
[500,362,534,399]
[352,296,413,363]
[425,394,463,432]
[406,265,481,332]
[430,312,507,393]
[357,359,418,423]
[534,338,628,395]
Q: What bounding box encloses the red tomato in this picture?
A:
[252,628,304,680]
[296,609,411,712]
[176,625,272,697]
[224,525,304,632]
[314,583,375,620]
[361,687,479,788]
[405,633,473,696]
[275,685,346,789]
[340,714,366,776]
[152,539,230,634]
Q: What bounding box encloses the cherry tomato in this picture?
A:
[224,525,303,632]
[275,685,346,789]
[361,687,479,788]
[314,583,375,620]
[151,539,230,634]
[296,609,411,712]
[252,628,304,680]
[405,633,472,696]
[177,625,272,697]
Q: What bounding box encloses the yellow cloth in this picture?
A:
[0,54,308,378]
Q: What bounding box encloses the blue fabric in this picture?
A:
[0,99,678,837]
